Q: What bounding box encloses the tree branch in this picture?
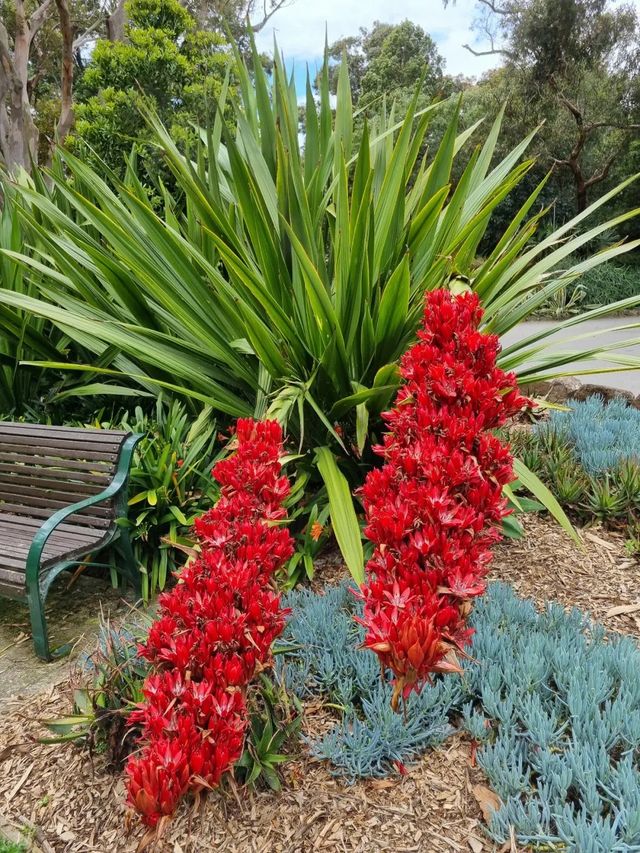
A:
[249,0,291,33]
[463,26,514,59]
[463,42,512,57]
[584,155,616,190]
[28,0,54,40]
[72,16,105,52]
[475,0,510,14]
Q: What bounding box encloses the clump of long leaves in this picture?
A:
[1,36,639,577]
[0,191,71,416]
[112,398,221,599]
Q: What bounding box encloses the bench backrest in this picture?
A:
[0,422,132,529]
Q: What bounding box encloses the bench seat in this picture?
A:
[0,422,142,659]
[0,514,113,594]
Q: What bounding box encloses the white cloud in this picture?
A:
[255,0,640,79]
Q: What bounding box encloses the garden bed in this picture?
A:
[0,517,638,853]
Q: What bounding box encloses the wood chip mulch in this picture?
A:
[492,515,640,635]
[1,517,639,853]
[0,687,489,853]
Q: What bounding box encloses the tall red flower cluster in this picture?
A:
[125,419,293,828]
[358,289,529,710]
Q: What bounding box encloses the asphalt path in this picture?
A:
[500,317,640,394]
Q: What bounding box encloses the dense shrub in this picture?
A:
[536,395,640,475]
[2,40,638,569]
[115,400,221,598]
[358,290,528,708]
[125,419,293,828]
[578,262,640,307]
[281,581,640,852]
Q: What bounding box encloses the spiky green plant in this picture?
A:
[0,188,72,416]
[1,38,639,577]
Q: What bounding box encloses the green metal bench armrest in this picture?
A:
[26,433,142,588]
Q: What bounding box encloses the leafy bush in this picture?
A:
[126,419,294,828]
[0,190,71,417]
[111,399,221,598]
[1,36,639,568]
[280,581,640,851]
[358,290,528,707]
[578,262,640,307]
[70,0,232,179]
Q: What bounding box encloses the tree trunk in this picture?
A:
[106,0,127,42]
[576,178,587,214]
[5,0,39,171]
[54,0,74,145]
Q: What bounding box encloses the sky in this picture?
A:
[254,0,508,88]
[254,0,640,93]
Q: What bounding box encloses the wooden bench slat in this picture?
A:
[0,521,103,548]
[0,484,112,516]
[0,443,119,463]
[0,422,128,438]
[0,434,124,454]
[0,566,27,586]
[0,453,115,473]
[0,424,128,442]
[0,503,112,528]
[0,462,111,485]
[0,523,112,573]
[0,512,110,537]
[0,471,111,496]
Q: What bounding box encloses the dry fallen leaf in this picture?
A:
[585,532,616,551]
[472,784,502,823]
[468,836,483,852]
[605,602,640,617]
[368,779,397,790]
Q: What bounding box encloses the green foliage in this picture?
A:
[235,672,302,790]
[510,399,640,534]
[42,612,150,765]
[324,20,447,109]
[70,0,232,176]
[0,838,27,853]
[109,399,221,599]
[2,41,640,569]
[0,187,73,417]
[577,262,640,307]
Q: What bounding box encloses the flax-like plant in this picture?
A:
[0,189,72,415]
[1,37,639,579]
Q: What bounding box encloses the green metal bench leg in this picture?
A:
[27,585,51,662]
[117,530,141,598]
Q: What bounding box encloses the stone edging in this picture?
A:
[523,377,640,409]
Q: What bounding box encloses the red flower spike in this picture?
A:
[358,290,529,708]
[125,418,293,828]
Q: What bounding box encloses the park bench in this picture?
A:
[0,422,142,660]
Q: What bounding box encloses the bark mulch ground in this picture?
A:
[0,517,638,853]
